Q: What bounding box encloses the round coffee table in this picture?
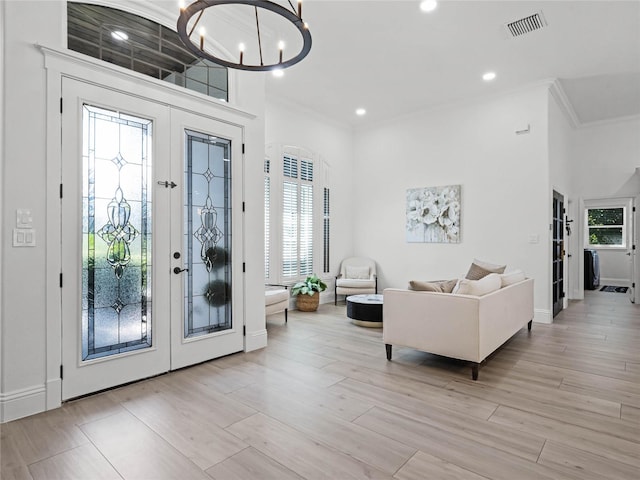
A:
[346,294,383,328]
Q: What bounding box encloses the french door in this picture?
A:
[61,78,243,400]
[552,191,565,318]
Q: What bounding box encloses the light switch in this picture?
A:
[16,209,33,228]
[13,228,36,247]
[528,234,539,244]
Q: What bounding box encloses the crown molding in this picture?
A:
[548,79,580,129]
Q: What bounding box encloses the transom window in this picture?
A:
[67,3,228,101]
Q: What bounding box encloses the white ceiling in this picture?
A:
[263,0,640,128]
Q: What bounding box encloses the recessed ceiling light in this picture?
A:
[482,71,496,81]
[355,108,366,116]
[420,1,438,13]
[272,69,284,78]
[111,30,128,41]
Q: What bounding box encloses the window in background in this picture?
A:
[586,207,626,247]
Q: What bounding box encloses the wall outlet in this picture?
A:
[13,228,36,247]
[528,234,540,244]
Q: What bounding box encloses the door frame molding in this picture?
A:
[42,46,257,413]
[578,195,636,299]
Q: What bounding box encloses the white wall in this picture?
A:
[1,0,63,422]
[353,86,552,322]
[265,98,355,303]
[572,118,640,293]
[1,0,266,422]
[549,88,575,305]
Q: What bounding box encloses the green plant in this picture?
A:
[291,274,327,296]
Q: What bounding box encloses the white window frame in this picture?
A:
[584,199,630,250]
[265,144,329,285]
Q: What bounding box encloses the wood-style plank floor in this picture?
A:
[2,291,639,479]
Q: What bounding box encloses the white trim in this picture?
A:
[534,309,552,324]
[549,80,580,128]
[39,45,255,121]
[0,0,5,414]
[46,378,62,411]
[40,44,257,416]
[0,385,46,423]
[579,113,640,129]
[600,277,631,288]
[245,328,268,352]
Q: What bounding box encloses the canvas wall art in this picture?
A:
[406,185,461,243]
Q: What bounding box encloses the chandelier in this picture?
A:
[177,0,312,72]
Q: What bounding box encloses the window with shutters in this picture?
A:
[282,154,314,279]
[265,145,328,284]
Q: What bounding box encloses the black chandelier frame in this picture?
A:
[177,0,312,72]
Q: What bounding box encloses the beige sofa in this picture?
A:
[382,278,534,380]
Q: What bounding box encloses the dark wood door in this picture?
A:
[552,191,565,317]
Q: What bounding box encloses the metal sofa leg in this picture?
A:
[528,319,532,331]
[471,363,479,381]
[285,308,288,324]
[385,344,392,360]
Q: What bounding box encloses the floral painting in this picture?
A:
[406,185,461,243]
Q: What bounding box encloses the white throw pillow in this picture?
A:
[455,273,502,296]
[500,269,526,287]
[345,265,370,279]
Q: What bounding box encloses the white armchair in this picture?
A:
[335,257,378,305]
[265,284,289,323]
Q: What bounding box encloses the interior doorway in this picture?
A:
[583,197,635,303]
[60,78,244,400]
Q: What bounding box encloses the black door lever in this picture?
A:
[173,267,189,274]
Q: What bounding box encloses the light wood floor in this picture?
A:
[2,291,639,479]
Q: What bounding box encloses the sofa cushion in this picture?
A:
[409,280,443,292]
[500,269,526,287]
[465,259,506,280]
[455,273,501,296]
[409,279,458,293]
[345,265,370,279]
[265,288,289,306]
[336,278,376,288]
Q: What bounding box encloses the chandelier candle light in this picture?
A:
[177,0,312,71]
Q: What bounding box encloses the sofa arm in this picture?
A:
[382,288,482,362]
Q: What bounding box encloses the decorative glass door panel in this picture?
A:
[184,130,232,338]
[82,105,153,360]
[62,78,243,398]
[169,110,243,370]
[62,78,171,400]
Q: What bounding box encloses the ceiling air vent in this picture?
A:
[505,12,547,37]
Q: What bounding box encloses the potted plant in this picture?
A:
[291,274,327,312]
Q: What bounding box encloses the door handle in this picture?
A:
[173,267,189,274]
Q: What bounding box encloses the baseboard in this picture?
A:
[245,328,267,352]
[46,378,62,411]
[600,278,630,287]
[0,384,46,423]
[534,309,552,324]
